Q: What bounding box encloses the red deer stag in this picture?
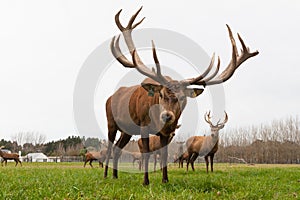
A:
[83,148,108,168]
[0,149,22,167]
[104,7,258,185]
[186,111,228,172]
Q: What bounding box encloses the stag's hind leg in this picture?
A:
[112,132,131,179]
[186,153,194,171]
[89,160,94,168]
[190,153,199,171]
[18,159,22,166]
[83,159,88,167]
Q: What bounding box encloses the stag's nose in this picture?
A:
[160,111,175,123]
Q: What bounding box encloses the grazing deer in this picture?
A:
[84,148,109,168]
[138,132,175,171]
[129,152,142,170]
[186,111,228,172]
[137,126,178,172]
[104,7,258,185]
[0,149,22,167]
[174,151,189,168]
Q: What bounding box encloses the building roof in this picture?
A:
[25,153,48,159]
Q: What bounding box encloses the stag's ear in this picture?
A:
[141,83,163,96]
[185,88,204,98]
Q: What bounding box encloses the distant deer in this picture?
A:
[0,149,22,167]
[104,7,258,185]
[84,148,109,168]
[137,125,179,172]
[186,111,228,172]
[129,152,142,170]
[174,151,189,168]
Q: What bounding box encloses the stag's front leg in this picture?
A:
[104,129,117,178]
[141,133,150,185]
[113,133,131,179]
[205,156,209,173]
[160,135,169,183]
[210,154,215,172]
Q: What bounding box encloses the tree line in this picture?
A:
[0,116,299,164]
[215,116,300,164]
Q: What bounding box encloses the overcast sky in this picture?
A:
[0,1,299,142]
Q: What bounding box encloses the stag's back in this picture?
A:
[186,136,205,154]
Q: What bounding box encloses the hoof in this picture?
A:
[162,179,169,183]
[143,182,149,186]
[143,180,150,186]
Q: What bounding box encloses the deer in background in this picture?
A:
[174,151,189,168]
[0,148,22,167]
[84,148,109,168]
[186,111,228,172]
[129,152,142,170]
[104,7,258,185]
[137,125,179,172]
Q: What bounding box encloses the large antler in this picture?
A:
[110,7,168,85]
[182,25,259,86]
[204,111,213,126]
[204,111,228,127]
[217,111,228,127]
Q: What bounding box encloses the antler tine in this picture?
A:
[115,7,145,31]
[223,111,228,124]
[182,24,259,87]
[129,7,145,29]
[152,40,167,83]
[198,56,221,86]
[111,7,168,85]
[205,25,259,85]
[132,42,168,84]
[110,35,135,68]
[204,111,213,126]
[182,53,216,86]
[217,111,229,126]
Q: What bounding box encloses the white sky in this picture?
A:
[0,1,299,142]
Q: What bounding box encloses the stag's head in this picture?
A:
[141,78,203,125]
[204,111,228,137]
[111,7,258,127]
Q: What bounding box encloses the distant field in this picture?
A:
[0,162,299,199]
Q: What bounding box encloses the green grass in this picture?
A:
[0,162,299,200]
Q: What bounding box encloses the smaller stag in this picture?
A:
[137,126,179,172]
[84,148,108,168]
[0,149,22,167]
[174,151,189,168]
[186,111,228,172]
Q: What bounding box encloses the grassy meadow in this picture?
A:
[0,162,299,200]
